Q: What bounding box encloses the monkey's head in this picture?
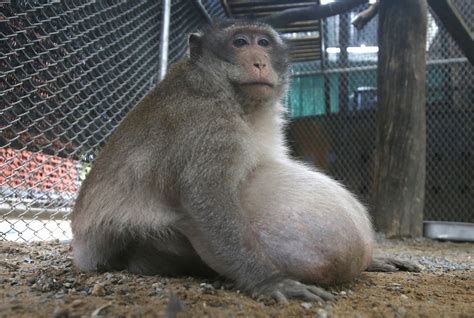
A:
[189,20,289,110]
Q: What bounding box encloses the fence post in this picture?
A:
[338,12,350,113]
[373,0,427,237]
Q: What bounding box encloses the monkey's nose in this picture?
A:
[253,62,266,70]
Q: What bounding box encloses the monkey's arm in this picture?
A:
[176,120,333,303]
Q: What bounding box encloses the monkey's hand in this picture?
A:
[254,279,335,305]
[366,257,421,272]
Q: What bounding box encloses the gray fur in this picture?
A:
[72,21,409,303]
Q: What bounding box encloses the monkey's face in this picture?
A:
[189,20,289,109]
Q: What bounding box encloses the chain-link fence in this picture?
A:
[287,2,473,224]
[1,1,473,241]
[0,0,225,241]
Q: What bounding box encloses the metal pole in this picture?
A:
[159,0,171,81]
[193,0,212,24]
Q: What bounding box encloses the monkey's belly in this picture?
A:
[241,161,374,285]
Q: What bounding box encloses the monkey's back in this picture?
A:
[71,59,249,237]
[71,61,202,234]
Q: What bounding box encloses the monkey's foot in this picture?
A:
[366,257,421,272]
[254,279,335,305]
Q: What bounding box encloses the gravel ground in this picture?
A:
[0,237,473,318]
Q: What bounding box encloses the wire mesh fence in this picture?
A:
[1,1,472,241]
[287,2,473,224]
[0,0,224,241]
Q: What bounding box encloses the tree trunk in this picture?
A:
[373,0,427,237]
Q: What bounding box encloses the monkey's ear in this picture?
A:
[188,33,203,60]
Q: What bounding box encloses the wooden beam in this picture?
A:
[352,1,379,30]
[260,0,368,28]
[428,0,474,64]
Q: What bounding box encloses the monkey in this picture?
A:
[71,19,419,304]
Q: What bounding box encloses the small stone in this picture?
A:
[71,299,83,307]
[400,294,409,301]
[52,306,69,318]
[91,284,106,296]
[54,291,66,299]
[254,294,267,303]
[301,302,313,310]
[116,288,129,295]
[317,308,328,318]
[395,306,407,317]
[67,288,77,295]
[199,283,216,295]
[199,283,215,290]
[340,291,347,296]
[386,283,402,291]
[105,273,114,280]
[23,257,34,264]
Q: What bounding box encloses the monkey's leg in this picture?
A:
[74,226,215,277]
[366,257,421,272]
[125,234,216,277]
[72,231,129,272]
[177,142,335,303]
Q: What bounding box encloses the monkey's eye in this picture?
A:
[257,38,270,47]
[233,37,249,48]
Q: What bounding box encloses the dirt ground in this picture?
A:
[0,238,473,318]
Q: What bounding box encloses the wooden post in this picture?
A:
[338,12,350,113]
[428,0,474,65]
[373,0,427,237]
[321,20,331,115]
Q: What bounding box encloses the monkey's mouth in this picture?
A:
[239,82,274,88]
